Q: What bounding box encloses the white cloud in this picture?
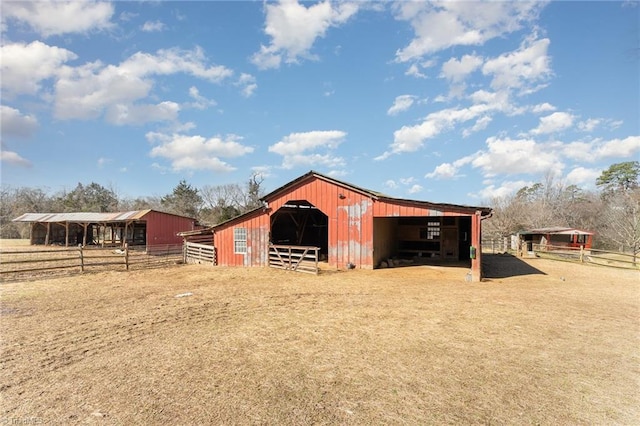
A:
[394,2,545,62]
[531,102,556,113]
[440,54,483,83]
[187,86,217,110]
[593,136,640,159]
[53,47,233,123]
[0,106,38,139]
[119,47,232,82]
[565,167,601,187]
[251,0,359,69]
[380,102,503,159]
[474,179,533,200]
[405,63,427,79]
[268,130,346,169]
[141,20,165,32]
[105,101,180,125]
[462,115,492,137]
[0,41,77,97]
[530,111,575,135]
[97,157,112,168]
[387,95,417,116]
[562,141,594,162]
[425,163,458,179]
[147,132,254,173]
[384,180,398,189]
[399,177,416,185]
[577,118,601,132]
[2,0,115,37]
[408,184,423,194]
[251,165,273,179]
[0,149,32,168]
[482,36,552,94]
[425,155,474,180]
[119,11,138,22]
[235,73,258,97]
[472,137,564,177]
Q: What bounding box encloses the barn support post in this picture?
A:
[125,243,129,270]
[44,222,50,246]
[81,223,89,247]
[65,221,69,247]
[470,211,482,282]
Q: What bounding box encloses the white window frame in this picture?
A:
[234,227,247,254]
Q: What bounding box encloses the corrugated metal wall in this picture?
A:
[266,177,374,269]
[214,213,269,266]
[144,211,197,247]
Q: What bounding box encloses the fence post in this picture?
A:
[79,244,84,272]
[125,243,129,270]
[580,245,584,263]
[315,247,319,274]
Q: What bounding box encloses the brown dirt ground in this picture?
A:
[0,254,638,425]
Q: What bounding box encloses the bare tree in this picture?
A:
[200,183,244,225]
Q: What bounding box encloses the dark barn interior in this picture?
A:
[269,200,329,258]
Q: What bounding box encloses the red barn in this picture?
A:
[183,171,492,280]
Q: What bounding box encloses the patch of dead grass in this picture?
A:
[0,256,638,424]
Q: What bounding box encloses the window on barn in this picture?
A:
[234,227,247,254]
[420,221,440,240]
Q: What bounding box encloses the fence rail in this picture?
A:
[531,244,638,270]
[481,239,639,270]
[269,244,319,275]
[183,242,216,265]
[0,243,184,281]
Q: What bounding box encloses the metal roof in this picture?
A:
[519,227,594,235]
[262,170,492,215]
[12,210,152,223]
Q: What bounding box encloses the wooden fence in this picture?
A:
[481,239,638,270]
[183,242,216,265]
[0,243,185,281]
[530,244,639,270]
[269,244,319,275]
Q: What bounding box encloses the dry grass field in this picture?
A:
[1,253,638,425]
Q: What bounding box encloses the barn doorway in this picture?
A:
[270,200,329,260]
[372,215,472,268]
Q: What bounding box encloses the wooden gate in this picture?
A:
[183,242,216,265]
[269,244,319,274]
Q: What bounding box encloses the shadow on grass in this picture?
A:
[482,253,546,279]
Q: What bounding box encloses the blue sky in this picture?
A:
[1,0,638,205]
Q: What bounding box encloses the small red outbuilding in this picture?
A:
[13,209,200,252]
[183,171,492,280]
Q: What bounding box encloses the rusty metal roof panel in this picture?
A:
[12,210,151,223]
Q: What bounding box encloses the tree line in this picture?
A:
[483,161,640,256]
[1,173,265,239]
[2,162,638,256]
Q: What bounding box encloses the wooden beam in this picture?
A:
[82,222,89,247]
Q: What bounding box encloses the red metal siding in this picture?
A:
[215,213,269,266]
[211,175,486,274]
[144,211,197,247]
[266,177,375,269]
[372,201,473,217]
